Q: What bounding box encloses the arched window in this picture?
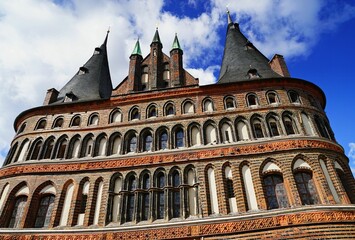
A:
[163,63,170,85]
[0,183,10,213]
[165,102,175,116]
[8,196,28,228]
[156,172,165,219]
[110,109,122,123]
[247,93,258,107]
[125,175,137,222]
[236,120,250,141]
[130,107,140,121]
[224,166,237,213]
[183,101,194,114]
[206,167,219,214]
[67,136,80,159]
[141,66,149,91]
[18,123,26,134]
[301,113,314,136]
[315,116,330,138]
[35,119,47,130]
[128,136,137,153]
[263,174,289,209]
[17,139,30,163]
[34,194,55,228]
[143,133,153,152]
[141,173,150,221]
[41,138,55,159]
[242,165,258,211]
[5,143,18,165]
[88,114,99,126]
[92,179,103,225]
[70,115,81,127]
[205,123,217,144]
[189,125,201,147]
[288,90,300,103]
[76,180,90,226]
[171,171,181,218]
[95,135,107,156]
[52,117,64,128]
[267,91,279,104]
[294,171,319,205]
[58,182,74,226]
[224,96,236,109]
[107,175,122,223]
[186,168,197,216]
[220,122,233,143]
[174,127,185,148]
[28,139,43,160]
[203,98,214,112]
[110,134,121,155]
[81,136,94,157]
[157,129,168,150]
[55,137,68,159]
[283,114,297,135]
[252,117,264,139]
[267,116,280,137]
[147,105,157,118]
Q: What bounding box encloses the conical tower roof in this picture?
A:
[217,12,281,84]
[171,33,182,51]
[131,39,142,56]
[55,31,113,103]
[151,27,162,45]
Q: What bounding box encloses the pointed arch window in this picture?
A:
[301,113,314,136]
[29,139,43,160]
[267,117,280,137]
[129,136,137,153]
[224,166,237,213]
[294,171,319,205]
[163,63,170,82]
[110,135,121,155]
[252,118,264,139]
[205,124,217,144]
[34,194,55,228]
[283,115,296,135]
[236,120,250,141]
[8,196,28,228]
[56,138,68,159]
[221,122,233,143]
[141,66,149,91]
[42,138,55,159]
[190,125,201,147]
[263,174,289,209]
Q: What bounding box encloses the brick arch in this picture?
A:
[109,108,123,123]
[259,157,284,176]
[93,132,108,157]
[26,137,44,160]
[39,135,56,160]
[219,117,235,143]
[146,102,158,118]
[72,177,90,226]
[88,177,104,226]
[53,179,75,227]
[80,133,95,158]
[183,164,196,184]
[155,126,170,150]
[203,119,219,145]
[52,134,69,159]
[291,154,314,171]
[24,180,57,228]
[139,127,154,152]
[66,134,82,159]
[201,96,215,112]
[0,181,28,227]
[204,164,218,215]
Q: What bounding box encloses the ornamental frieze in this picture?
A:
[0,139,343,178]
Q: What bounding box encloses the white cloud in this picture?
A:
[348,143,355,176]
[0,0,354,165]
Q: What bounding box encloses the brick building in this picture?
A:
[0,11,355,239]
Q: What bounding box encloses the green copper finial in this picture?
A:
[131,39,142,56]
[152,27,161,44]
[172,33,182,51]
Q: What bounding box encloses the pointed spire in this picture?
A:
[131,39,142,56]
[152,27,162,44]
[102,27,110,47]
[171,33,182,51]
[217,10,282,84]
[227,8,233,25]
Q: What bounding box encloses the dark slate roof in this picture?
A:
[55,32,112,104]
[217,17,282,84]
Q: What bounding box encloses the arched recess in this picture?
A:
[301,112,315,136]
[266,112,281,137]
[241,163,258,211]
[184,165,198,217]
[224,95,236,109]
[292,158,320,205]
[164,101,175,116]
[94,133,108,157]
[24,181,57,228]
[53,135,69,159]
[282,111,298,135]
[80,134,94,158]
[123,173,138,223]
[52,116,64,129]
[334,161,355,204]
[203,121,218,145]
[67,135,81,159]
[140,128,154,152]
[129,106,140,121]
[0,183,10,214]
[0,182,29,228]
[153,169,166,220]
[319,156,340,203]
[138,170,151,222]
[219,118,235,143]
[124,130,138,154]
[235,117,250,141]
[223,163,237,213]
[72,177,90,226]
[16,139,30,163]
[202,97,214,112]
[27,138,44,160]
[108,132,122,155]
[182,99,195,114]
[54,180,74,227]
[187,122,201,147]
[146,103,158,118]
[169,167,182,219]
[88,113,99,126]
[172,125,185,149]
[40,136,56,159]
[4,142,18,165]
[89,178,104,226]
[70,115,81,127]
[205,165,219,215]
[250,114,265,139]
[106,173,123,224]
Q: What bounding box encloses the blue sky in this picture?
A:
[0,0,354,172]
